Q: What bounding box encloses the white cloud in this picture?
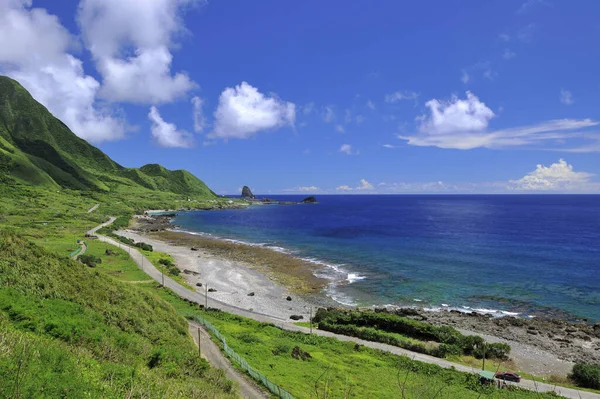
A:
[302,102,315,115]
[560,89,574,105]
[483,69,497,81]
[192,96,205,133]
[336,124,345,133]
[344,109,352,124]
[460,70,470,84]
[503,49,516,60]
[366,100,376,110]
[0,0,126,142]
[148,106,193,148]
[510,159,594,191]
[385,91,419,103]
[210,81,295,140]
[297,186,319,192]
[517,0,550,14]
[322,106,335,123]
[401,118,598,150]
[339,144,356,155]
[399,92,599,150]
[418,91,495,135]
[518,24,536,43]
[336,185,353,192]
[356,179,373,190]
[355,115,366,124]
[382,144,397,149]
[78,0,196,104]
[499,33,511,42]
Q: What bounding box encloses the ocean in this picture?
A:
[172,195,600,321]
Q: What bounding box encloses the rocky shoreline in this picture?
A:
[130,212,599,374]
[381,307,600,366]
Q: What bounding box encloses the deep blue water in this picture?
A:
[173,195,600,321]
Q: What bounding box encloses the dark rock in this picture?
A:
[526,329,538,335]
[241,186,256,199]
[105,249,117,256]
[183,269,193,274]
[289,315,304,320]
[286,296,292,301]
[291,346,311,360]
[208,288,217,292]
[247,292,255,296]
[301,196,318,204]
[196,282,203,287]
[191,247,199,251]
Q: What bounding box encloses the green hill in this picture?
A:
[0,232,236,398]
[0,76,215,197]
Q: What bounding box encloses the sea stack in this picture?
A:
[241,186,256,199]
[301,196,318,204]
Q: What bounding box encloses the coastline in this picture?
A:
[123,213,600,376]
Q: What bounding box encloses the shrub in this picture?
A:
[135,242,153,252]
[570,363,600,389]
[473,343,511,360]
[78,254,101,268]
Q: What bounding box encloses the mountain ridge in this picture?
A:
[0,76,215,198]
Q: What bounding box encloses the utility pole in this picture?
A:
[161,266,165,287]
[309,307,313,334]
[197,327,201,357]
[482,343,486,371]
[205,284,208,309]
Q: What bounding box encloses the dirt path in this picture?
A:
[93,218,600,399]
[87,204,99,213]
[188,321,269,399]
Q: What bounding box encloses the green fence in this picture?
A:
[194,316,295,399]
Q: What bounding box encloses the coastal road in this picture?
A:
[93,218,600,399]
[188,321,269,399]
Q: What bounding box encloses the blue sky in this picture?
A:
[1,0,599,194]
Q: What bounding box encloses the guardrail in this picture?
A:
[193,315,295,399]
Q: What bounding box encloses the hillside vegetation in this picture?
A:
[0,233,236,398]
[0,75,215,197]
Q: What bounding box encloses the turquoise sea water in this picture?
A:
[173,195,600,321]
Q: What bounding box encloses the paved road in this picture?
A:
[93,218,600,399]
[87,204,100,213]
[188,321,269,399]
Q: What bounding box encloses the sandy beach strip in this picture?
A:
[116,229,333,321]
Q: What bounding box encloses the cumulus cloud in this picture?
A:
[336,124,345,133]
[209,82,295,140]
[322,106,335,123]
[335,179,374,192]
[399,91,599,150]
[418,91,495,134]
[148,106,193,148]
[560,89,574,105]
[385,91,419,103]
[510,159,594,191]
[339,144,356,155]
[503,49,516,60]
[460,70,470,84]
[0,0,126,142]
[78,0,196,104]
[356,179,373,190]
[284,185,320,193]
[192,96,205,133]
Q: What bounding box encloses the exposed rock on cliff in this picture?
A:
[241,186,256,199]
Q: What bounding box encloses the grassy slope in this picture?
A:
[0,233,236,399]
[0,75,216,197]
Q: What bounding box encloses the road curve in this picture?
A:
[93,218,600,399]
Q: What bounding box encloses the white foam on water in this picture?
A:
[347,273,366,283]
